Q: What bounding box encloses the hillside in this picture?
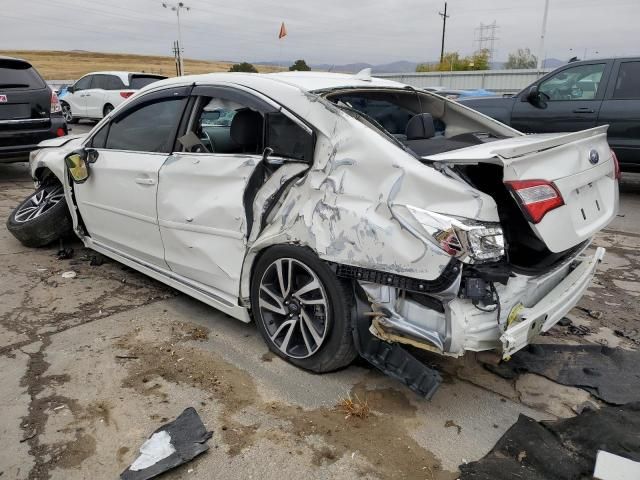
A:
[0,50,284,80]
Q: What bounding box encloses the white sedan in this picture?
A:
[60,71,166,123]
[8,71,619,397]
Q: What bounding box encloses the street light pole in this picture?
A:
[537,0,550,70]
[162,2,190,76]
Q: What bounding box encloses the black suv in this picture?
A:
[459,58,640,170]
[0,56,67,163]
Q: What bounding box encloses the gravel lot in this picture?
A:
[1,150,638,479]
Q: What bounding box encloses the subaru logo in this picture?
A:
[589,149,599,165]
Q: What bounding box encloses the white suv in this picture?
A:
[60,71,166,123]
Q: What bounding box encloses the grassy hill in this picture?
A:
[0,50,283,80]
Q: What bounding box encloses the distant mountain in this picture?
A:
[254,57,567,74]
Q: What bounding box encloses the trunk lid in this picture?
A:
[425,126,619,253]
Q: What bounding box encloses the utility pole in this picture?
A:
[537,0,550,70]
[439,2,450,64]
[162,2,190,76]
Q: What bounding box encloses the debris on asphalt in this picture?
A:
[56,247,74,260]
[121,407,212,480]
[89,254,105,266]
[60,271,76,279]
[459,402,640,479]
[336,394,370,419]
[557,317,572,327]
[482,344,640,405]
[567,324,591,336]
[593,450,640,480]
[576,306,604,320]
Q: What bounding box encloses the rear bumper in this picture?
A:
[500,246,605,358]
[0,116,67,163]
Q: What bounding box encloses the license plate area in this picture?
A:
[0,103,30,120]
[571,182,603,224]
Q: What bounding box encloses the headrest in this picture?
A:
[405,113,436,140]
[230,109,263,148]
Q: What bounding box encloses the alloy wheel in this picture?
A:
[62,104,73,123]
[258,258,330,359]
[14,185,64,223]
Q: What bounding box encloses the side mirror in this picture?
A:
[64,149,90,183]
[525,85,547,108]
[67,85,75,94]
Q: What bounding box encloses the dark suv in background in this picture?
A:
[459,58,640,170]
[0,56,67,163]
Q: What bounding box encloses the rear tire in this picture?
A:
[251,245,358,373]
[6,181,73,248]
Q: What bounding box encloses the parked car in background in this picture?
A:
[60,71,166,123]
[425,87,497,101]
[459,58,640,170]
[8,72,619,396]
[0,56,67,163]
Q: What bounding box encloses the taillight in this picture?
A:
[505,180,565,224]
[611,150,622,180]
[120,91,135,99]
[51,92,62,114]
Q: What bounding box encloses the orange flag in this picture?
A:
[278,22,287,39]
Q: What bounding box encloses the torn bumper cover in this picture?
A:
[500,246,605,358]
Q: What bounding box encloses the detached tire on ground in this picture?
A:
[6,182,73,248]
[251,245,358,373]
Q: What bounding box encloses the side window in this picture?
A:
[91,75,108,90]
[613,62,640,100]
[334,95,414,135]
[189,96,263,154]
[266,113,313,161]
[105,98,184,153]
[105,75,125,90]
[89,123,109,149]
[74,76,92,92]
[538,63,605,101]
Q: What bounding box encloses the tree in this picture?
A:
[229,62,258,73]
[289,59,311,71]
[505,48,538,69]
[416,49,490,72]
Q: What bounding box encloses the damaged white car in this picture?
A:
[8,71,619,398]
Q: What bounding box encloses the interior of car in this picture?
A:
[324,89,506,157]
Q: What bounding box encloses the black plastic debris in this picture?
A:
[56,247,74,260]
[482,344,640,405]
[121,407,212,480]
[459,402,640,480]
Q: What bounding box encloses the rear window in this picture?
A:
[0,59,46,89]
[129,75,166,90]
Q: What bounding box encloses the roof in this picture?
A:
[144,70,410,95]
[78,71,166,84]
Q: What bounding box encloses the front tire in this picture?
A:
[6,182,73,248]
[251,245,358,373]
[61,102,77,124]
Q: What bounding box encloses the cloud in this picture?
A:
[2,0,638,64]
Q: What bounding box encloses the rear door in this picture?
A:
[83,74,109,118]
[597,59,640,167]
[75,86,189,267]
[511,62,611,133]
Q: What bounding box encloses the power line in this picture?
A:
[162,2,190,75]
[474,21,499,64]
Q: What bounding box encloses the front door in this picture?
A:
[157,85,313,299]
[75,88,189,267]
[66,75,92,118]
[512,62,609,133]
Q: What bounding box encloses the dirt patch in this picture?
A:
[116,322,456,479]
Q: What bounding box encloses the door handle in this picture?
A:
[572,108,595,113]
[135,177,156,185]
